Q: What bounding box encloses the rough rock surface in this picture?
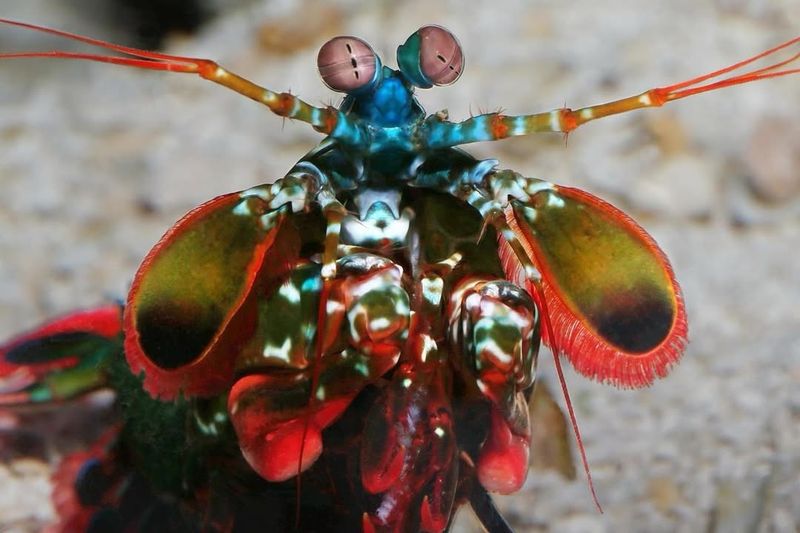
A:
[1,0,798,531]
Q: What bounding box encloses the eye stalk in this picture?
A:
[317,36,382,93]
[397,25,464,89]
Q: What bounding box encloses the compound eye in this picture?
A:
[317,36,381,93]
[397,25,464,89]
[417,26,463,86]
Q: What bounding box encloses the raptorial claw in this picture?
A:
[228,255,410,482]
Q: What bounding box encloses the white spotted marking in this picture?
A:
[512,116,528,136]
[353,360,370,377]
[263,337,292,362]
[290,97,301,117]
[369,317,392,332]
[241,186,271,201]
[278,281,301,304]
[524,179,554,196]
[421,276,444,307]
[326,299,345,316]
[420,335,438,363]
[321,261,337,279]
[270,188,307,213]
[259,210,282,230]
[232,202,252,216]
[326,222,341,237]
[547,195,566,209]
[480,338,514,366]
[548,110,562,132]
[514,204,537,224]
[441,252,463,269]
[524,264,540,280]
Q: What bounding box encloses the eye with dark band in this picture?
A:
[417,26,463,86]
[317,36,381,93]
[397,25,464,89]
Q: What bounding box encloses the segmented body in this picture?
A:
[123,134,545,530]
[1,19,797,533]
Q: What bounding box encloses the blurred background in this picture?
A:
[0,0,798,531]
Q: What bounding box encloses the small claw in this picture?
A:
[420,495,448,533]
[477,408,530,494]
[362,513,377,533]
[241,418,323,482]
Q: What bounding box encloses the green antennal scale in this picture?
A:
[0,17,798,532]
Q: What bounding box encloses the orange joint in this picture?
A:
[322,108,338,133]
[195,60,219,79]
[559,108,578,132]
[275,93,295,117]
[650,88,670,105]
[490,114,509,139]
